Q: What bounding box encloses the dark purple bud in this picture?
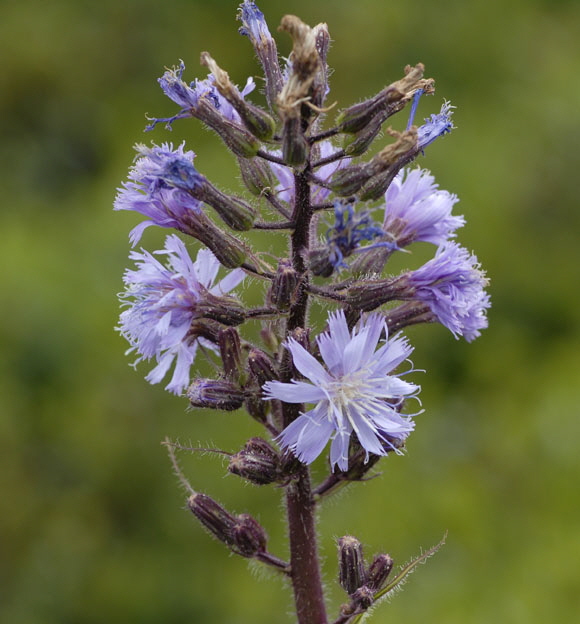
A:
[268,259,301,310]
[232,513,268,557]
[218,327,243,381]
[338,535,366,595]
[351,585,374,610]
[228,437,280,485]
[187,378,245,411]
[248,348,278,386]
[365,553,394,593]
[187,493,237,546]
[309,248,334,277]
[243,393,268,424]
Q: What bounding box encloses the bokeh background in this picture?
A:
[2,0,579,622]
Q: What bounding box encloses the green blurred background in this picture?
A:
[2,0,579,622]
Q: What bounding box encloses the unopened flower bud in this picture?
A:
[268,259,301,310]
[365,554,394,593]
[232,513,268,557]
[281,117,309,167]
[338,536,366,595]
[309,248,334,277]
[187,493,237,546]
[351,586,374,610]
[238,156,276,196]
[187,378,245,411]
[248,348,278,386]
[218,327,243,381]
[243,393,268,424]
[228,437,280,485]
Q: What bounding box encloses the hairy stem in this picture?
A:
[282,165,328,624]
[286,466,328,624]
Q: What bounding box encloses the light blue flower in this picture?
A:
[114,143,203,245]
[147,60,255,130]
[118,234,245,395]
[409,242,490,341]
[263,310,419,471]
[383,167,465,246]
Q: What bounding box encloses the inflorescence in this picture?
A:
[114,2,490,621]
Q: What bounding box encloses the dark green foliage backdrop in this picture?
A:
[2,0,579,622]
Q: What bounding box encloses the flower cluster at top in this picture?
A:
[115,0,490,473]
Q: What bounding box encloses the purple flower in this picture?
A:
[383,167,465,246]
[114,143,203,245]
[325,201,387,271]
[417,100,455,149]
[118,234,245,394]
[148,61,255,130]
[263,310,419,471]
[408,242,490,342]
[237,1,272,44]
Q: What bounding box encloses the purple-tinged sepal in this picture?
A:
[267,258,301,310]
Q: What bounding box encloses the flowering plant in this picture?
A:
[115,3,490,622]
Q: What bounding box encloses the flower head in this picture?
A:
[237,0,272,44]
[118,234,245,394]
[417,100,455,149]
[408,242,490,341]
[114,143,203,245]
[383,167,465,246]
[148,61,255,130]
[263,310,419,471]
[310,201,391,277]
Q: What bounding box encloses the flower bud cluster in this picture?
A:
[337,535,395,612]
